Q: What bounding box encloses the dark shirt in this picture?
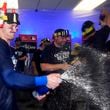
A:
[0,38,36,110]
[41,43,71,74]
[94,25,110,51]
[32,49,45,75]
[41,43,72,110]
[14,47,27,72]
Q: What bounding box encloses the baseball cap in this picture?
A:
[4,12,20,25]
[81,20,95,40]
[39,38,50,47]
[65,29,71,37]
[53,29,66,37]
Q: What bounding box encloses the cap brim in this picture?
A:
[6,21,20,25]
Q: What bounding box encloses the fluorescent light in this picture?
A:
[0,0,18,9]
[74,0,106,11]
[7,0,18,9]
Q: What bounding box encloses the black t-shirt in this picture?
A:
[32,49,45,75]
[10,46,15,57]
[14,47,27,72]
[40,43,71,74]
[93,25,110,51]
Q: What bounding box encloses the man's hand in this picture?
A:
[35,94,47,101]
[32,91,49,101]
[46,74,61,89]
[61,63,71,71]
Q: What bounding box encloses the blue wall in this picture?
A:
[12,10,100,47]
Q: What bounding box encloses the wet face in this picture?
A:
[2,22,18,41]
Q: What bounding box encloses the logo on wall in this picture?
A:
[19,34,37,53]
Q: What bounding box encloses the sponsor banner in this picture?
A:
[19,34,37,53]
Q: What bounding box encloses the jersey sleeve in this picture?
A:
[0,44,47,89]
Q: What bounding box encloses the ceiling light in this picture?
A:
[74,0,106,11]
[0,0,18,9]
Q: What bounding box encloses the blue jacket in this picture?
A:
[0,38,48,110]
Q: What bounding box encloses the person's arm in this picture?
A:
[41,63,71,72]
[31,61,39,75]
[1,61,60,90]
[0,45,60,89]
[40,45,71,72]
[33,73,61,99]
[18,55,27,61]
[2,68,47,89]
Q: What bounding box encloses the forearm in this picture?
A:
[41,63,63,71]
[32,61,38,75]
[2,69,47,89]
[18,56,27,60]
